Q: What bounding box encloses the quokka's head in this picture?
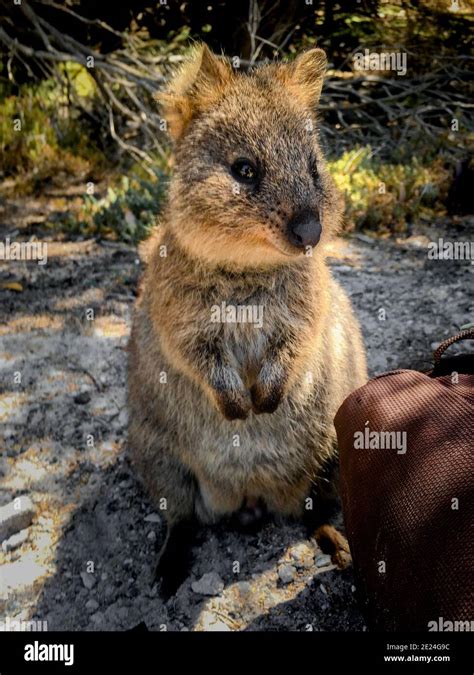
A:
[158,44,343,268]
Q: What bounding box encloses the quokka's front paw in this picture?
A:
[250,363,287,414]
[214,387,252,420]
[210,367,252,420]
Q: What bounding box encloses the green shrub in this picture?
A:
[50,168,168,243]
[328,146,451,233]
[0,64,105,186]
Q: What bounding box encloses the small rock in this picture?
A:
[3,427,15,439]
[117,607,129,621]
[80,572,96,590]
[144,513,161,523]
[289,542,314,569]
[104,585,115,598]
[101,441,115,453]
[74,391,91,405]
[147,530,156,542]
[0,496,36,543]
[191,572,224,596]
[236,581,251,596]
[1,528,29,552]
[104,602,121,622]
[85,599,99,612]
[315,554,332,568]
[278,564,296,584]
[352,233,375,245]
[332,264,353,273]
[90,612,104,626]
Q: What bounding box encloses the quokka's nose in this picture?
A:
[286,211,322,249]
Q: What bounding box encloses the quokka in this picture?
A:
[127,44,367,595]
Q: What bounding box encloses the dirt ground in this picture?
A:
[0,197,472,631]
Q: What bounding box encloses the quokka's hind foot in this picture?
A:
[302,457,350,568]
[154,519,197,600]
[314,523,352,569]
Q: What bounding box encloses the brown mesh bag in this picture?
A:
[334,328,474,631]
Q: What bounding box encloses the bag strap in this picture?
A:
[433,327,474,366]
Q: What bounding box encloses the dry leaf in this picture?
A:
[0,281,24,292]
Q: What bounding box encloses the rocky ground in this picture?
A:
[0,202,472,631]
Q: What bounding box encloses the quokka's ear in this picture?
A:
[280,48,327,108]
[156,44,233,140]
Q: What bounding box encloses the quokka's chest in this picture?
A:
[209,295,277,372]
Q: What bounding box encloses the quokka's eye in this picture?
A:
[231,158,259,185]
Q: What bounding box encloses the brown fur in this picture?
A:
[127,45,367,533]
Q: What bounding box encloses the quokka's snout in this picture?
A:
[286,209,322,249]
[127,44,368,596]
